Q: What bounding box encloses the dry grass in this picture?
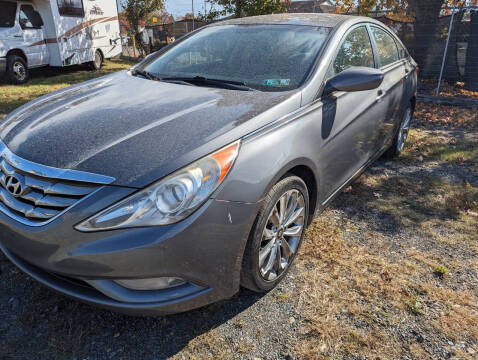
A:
[403,128,478,172]
[291,117,478,358]
[294,209,477,359]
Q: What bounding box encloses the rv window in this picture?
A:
[0,1,17,28]
[19,5,41,29]
[57,0,85,17]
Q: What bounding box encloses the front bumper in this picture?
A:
[0,186,259,315]
[0,57,6,73]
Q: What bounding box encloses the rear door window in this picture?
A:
[370,26,400,67]
[333,26,375,75]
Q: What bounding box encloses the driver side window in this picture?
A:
[19,5,38,30]
[332,26,374,76]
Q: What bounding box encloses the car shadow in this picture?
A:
[0,265,266,359]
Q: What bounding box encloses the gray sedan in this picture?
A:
[0,14,417,315]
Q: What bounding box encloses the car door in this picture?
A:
[396,39,418,112]
[369,25,405,149]
[317,24,389,202]
[19,4,47,67]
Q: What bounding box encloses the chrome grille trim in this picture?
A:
[0,141,114,184]
[0,140,115,226]
[0,188,60,219]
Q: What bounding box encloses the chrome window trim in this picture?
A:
[0,141,115,185]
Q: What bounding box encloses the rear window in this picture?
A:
[57,0,84,17]
[370,26,400,67]
[0,1,17,28]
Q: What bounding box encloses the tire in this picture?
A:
[89,50,103,70]
[241,175,309,292]
[6,55,29,84]
[384,104,413,158]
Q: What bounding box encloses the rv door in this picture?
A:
[18,3,48,67]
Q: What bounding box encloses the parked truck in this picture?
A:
[0,0,122,84]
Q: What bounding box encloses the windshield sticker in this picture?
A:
[263,79,291,87]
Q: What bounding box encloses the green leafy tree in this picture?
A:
[123,0,164,56]
[206,0,290,20]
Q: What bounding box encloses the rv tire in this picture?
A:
[7,55,29,85]
[90,50,103,70]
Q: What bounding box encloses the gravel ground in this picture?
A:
[0,104,477,360]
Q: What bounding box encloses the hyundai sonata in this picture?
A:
[0,14,417,315]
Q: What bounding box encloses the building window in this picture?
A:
[57,0,85,17]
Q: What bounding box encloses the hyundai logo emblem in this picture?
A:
[5,174,24,197]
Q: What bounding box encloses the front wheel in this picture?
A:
[6,55,29,84]
[241,175,309,292]
[385,105,413,158]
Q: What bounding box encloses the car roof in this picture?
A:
[211,13,355,28]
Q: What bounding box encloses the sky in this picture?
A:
[164,0,216,18]
[164,0,309,19]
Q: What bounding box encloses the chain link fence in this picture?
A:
[370,6,478,100]
[120,20,207,59]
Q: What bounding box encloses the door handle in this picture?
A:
[14,34,23,38]
[377,90,386,102]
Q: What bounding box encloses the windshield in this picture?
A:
[0,1,17,28]
[143,24,331,92]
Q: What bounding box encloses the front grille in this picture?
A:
[0,141,115,225]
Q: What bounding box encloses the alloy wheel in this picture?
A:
[397,108,412,152]
[259,189,305,281]
[12,61,26,81]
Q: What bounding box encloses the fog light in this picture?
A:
[115,277,186,291]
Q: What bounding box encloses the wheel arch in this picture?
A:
[6,49,27,64]
[262,158,320,227]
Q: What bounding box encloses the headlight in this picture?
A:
[75,141,240,231]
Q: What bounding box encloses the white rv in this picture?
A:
[0,0,122,84]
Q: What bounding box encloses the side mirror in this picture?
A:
[31,11,44,28]
[323,67,384,96]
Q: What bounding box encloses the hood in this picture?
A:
[0,71,299,187]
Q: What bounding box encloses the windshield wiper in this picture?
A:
[160,76,256,91]
[131,69,159,81]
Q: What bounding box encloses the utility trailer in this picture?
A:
[0,0,122,84]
